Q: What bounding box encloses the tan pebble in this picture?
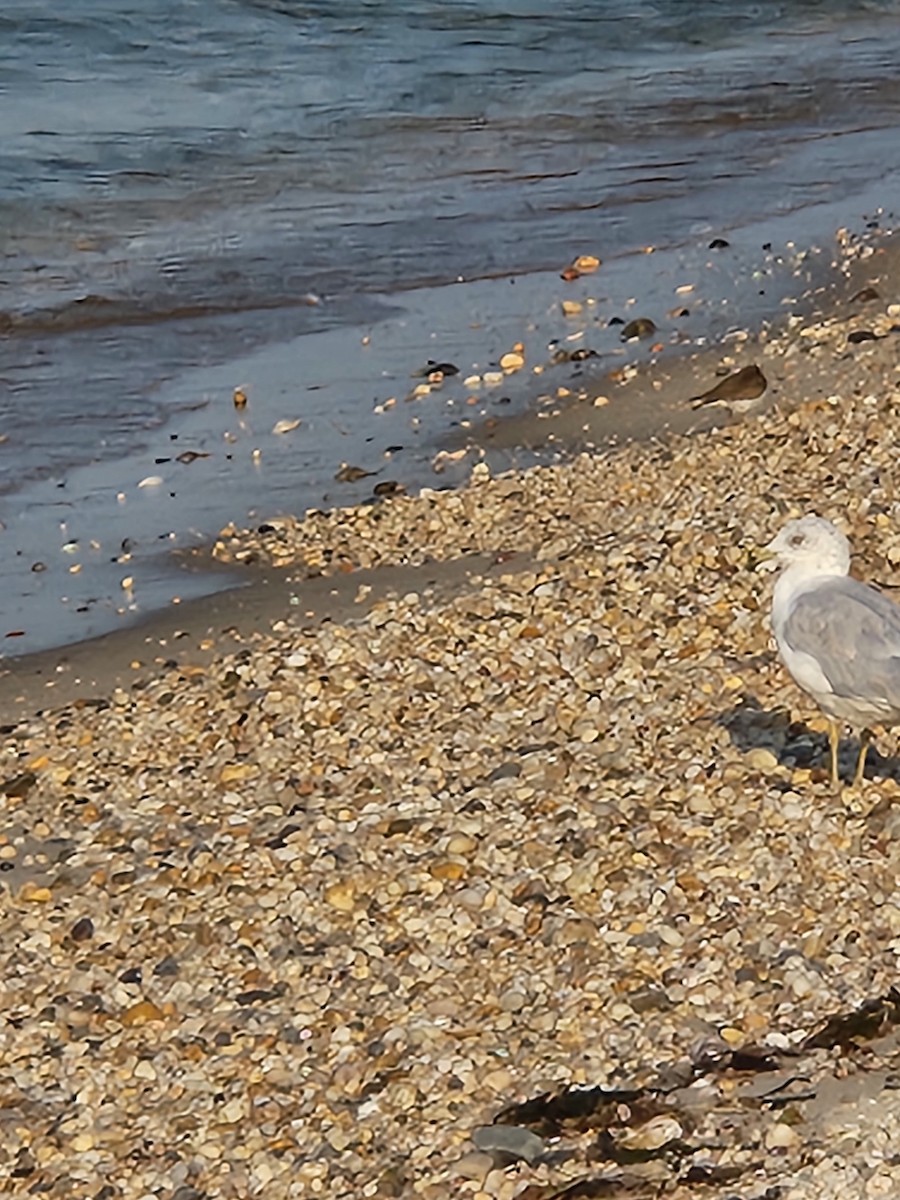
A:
[687,792,714,815]
[446,832,477,855]
[745,747,779,771]
[430,859,466,882]
[765,1122,800,1150]
[481,1067,513,1092]
[133,1060,157,1081]
[500,351,525,372]
[720,1026,744,1045]
[561,299,583,316]
[120,1000,165,1027]
[272,418,302,435]
[71,1133,94,1153]
[326,1128,351,1152]
[620,1115,683,1150]
[574,254,600,272]
[324,881,356,912]
[219,762,259,784]
[453,1152,493,1181]
[221,1098,245,1123]
[20,883,52,903]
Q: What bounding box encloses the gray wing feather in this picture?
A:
[784,577,900,704]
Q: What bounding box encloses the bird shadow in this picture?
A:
[715,693,900,784]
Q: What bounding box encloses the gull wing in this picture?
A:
[783,576,900,705]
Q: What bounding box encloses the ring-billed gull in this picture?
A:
[765,515,900,787]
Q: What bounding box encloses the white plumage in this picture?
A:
[766,515,900,786]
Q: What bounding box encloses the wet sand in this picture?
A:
[4,230,900,1198]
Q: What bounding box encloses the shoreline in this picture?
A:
[2,226,895,724]
[0,203,870,661]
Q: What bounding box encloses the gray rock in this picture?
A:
[472,1123,545,1166]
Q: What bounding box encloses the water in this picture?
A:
[2,0,900,653]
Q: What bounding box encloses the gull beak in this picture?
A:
[748,544,778,572]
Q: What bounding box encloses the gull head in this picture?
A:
[764,515,850,577]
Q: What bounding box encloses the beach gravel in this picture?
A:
[6,299,900,1196]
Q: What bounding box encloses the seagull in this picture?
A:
[763,515,900,787]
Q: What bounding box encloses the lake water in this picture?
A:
[2,0,900,653]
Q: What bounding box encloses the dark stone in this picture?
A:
[2,771,37,798]
[620,317,657,341]
[70,917,94,942]
[384,817,415,836]
[487,761,521,783]
[628,985,674,1012]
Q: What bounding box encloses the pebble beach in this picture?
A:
[7,239,900,1198]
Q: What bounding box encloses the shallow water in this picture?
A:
[2,0,900,652]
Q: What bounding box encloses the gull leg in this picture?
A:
[852,728,873,789]
[828,719,841,787]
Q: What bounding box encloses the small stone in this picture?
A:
[20,883,52,902]
[745,747,779,771]
[500,351,525,372]
[272,418,302,435]
[720,1026,744,1045]
[326,1127,351,1152]
[120,1000,165,1027]
[472,1124,545,1166]
[70,917,94,941]
[219,763,258,785]
[71,1133,94,1153]
[133,1059,157,1081]
[574,254,600,273]
[446,832,477,855]
[620,317,656,340]
[619,1115,683,1151]
[430,860,466,882]
[765,1122,800,1150]
[324,881,357,912]
[452,1151,493,1180]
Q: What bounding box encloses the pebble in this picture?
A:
[472,1124,545,1165]
[324,881,356,911]
[453,1151,494,1180]
[745,747,779,771]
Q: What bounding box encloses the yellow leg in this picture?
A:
[852,728,873,789]
[828,719,841,787]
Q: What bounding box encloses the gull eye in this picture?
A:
[789,533,805,548]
